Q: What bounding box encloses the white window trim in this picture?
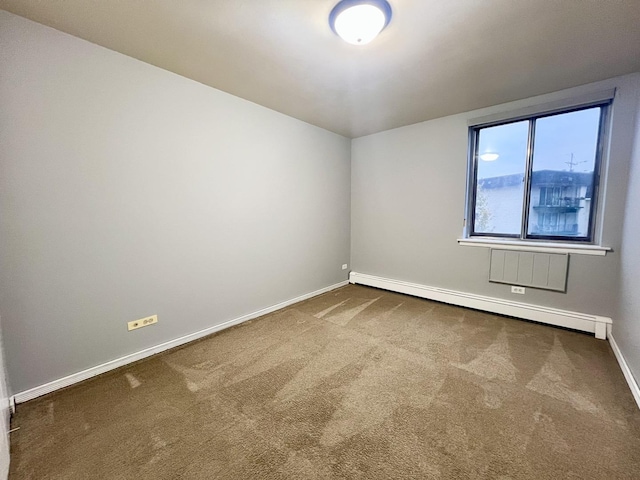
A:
[457,237,610,256]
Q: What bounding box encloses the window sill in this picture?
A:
[457,238,611,256]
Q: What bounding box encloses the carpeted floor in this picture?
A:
[9,284,640,479]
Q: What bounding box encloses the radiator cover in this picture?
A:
[489,249,568,292]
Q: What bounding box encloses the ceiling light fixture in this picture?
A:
[329,0,392,46]
[479,153,499,162]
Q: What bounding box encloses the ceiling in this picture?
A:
[2,0,640,138]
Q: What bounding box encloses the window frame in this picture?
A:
[466,101,611,244]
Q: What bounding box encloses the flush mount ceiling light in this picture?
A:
[329,0,392,46]
[479,153,499,162]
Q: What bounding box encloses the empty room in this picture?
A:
[1,1,640,478]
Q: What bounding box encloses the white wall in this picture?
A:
[351,73,640,316]
[615,81,640,382]
[0,11,351,395]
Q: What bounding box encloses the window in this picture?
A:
[468,103,609,243]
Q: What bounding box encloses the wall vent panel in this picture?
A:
[489,249,568,292]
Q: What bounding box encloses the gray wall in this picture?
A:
[615,86,640,383]
[0,11,351,394]
[351,73,640,317]
[1,9,638,402]
[0,318,9,479]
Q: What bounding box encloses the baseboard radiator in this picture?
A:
[349,272,610,340]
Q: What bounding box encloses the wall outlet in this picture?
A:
[128,315,158,331]
[342,264,348,270]
[511,286,526,295]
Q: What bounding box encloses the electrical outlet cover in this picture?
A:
[128,315,158,331]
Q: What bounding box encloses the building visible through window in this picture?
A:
[469,104,607,243]
[478,170,593,237]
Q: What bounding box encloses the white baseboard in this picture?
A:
[608,334,640,410]
[12,280,349,405]
[349,272,611,339]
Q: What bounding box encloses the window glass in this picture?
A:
[474,121,528,235]
[527,108,601,238]
[469,104,606,243]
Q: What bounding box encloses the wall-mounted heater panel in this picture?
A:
[489,249,569,292]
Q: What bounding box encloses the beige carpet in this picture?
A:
[9,284,640,479]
